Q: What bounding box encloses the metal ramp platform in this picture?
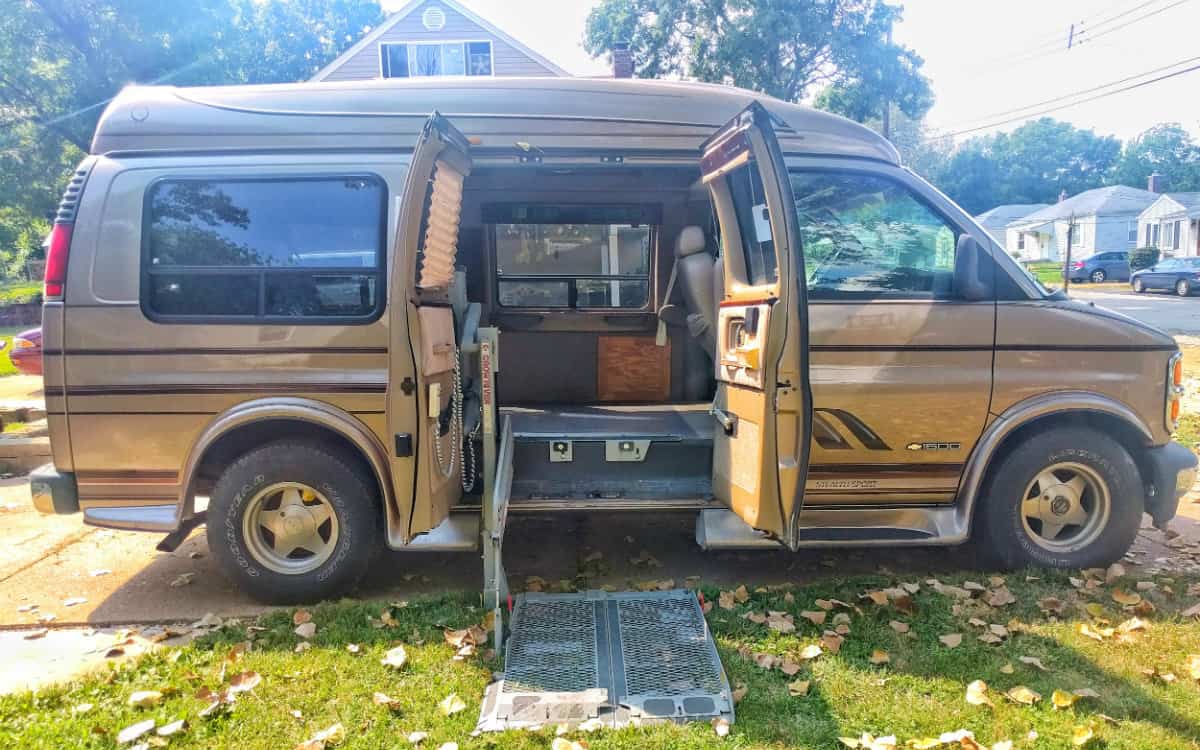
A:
[476,589,734,731]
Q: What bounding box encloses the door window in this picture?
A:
[790,171,960,299]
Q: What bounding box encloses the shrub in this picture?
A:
[1129,246,1160,270]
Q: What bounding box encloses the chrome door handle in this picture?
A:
[711,407,737,435]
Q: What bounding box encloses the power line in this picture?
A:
[1075,0,1193,46]
[949,54,1200,129]
[937,59,1200,139]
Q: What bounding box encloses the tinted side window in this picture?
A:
[726,162,778,286]
[790,172,960,299]
[143,177,385,322]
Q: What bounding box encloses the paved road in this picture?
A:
[1068,286,1200,336]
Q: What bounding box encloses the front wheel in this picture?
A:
[1177,279,1192,297]
[977,427,1142,569]
[1132,278,1145,293]
[1090,269,1106,283]
[208,440,380,603]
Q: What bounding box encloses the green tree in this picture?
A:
[932,118,1121,215]
[0,0,382,278]
[1110,123,1200,193]
[583,0,932,121]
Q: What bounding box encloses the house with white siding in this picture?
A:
[1004,186,1157,262]
[1137,193,1200,257]
[311,0,570,83]
[973,204,1047,257]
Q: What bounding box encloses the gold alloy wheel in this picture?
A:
[1020,461,1111,552]
[242,482,339,575]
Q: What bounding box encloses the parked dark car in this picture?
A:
[1131,257,1200,296]
[0,327,42,376]
[1065,251,1131,283]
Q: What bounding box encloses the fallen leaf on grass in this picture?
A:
[1005,685,1042,705]
[999,663,1015,674]
[985,588,1016,607]
[406,731,428,745]
[965,680,993,707]
[1073,687,1100,698]
[1078,623,1112,641]
[1052,689,1079,710]
[1111,589,1141,607]
[731,682,748,703]
[117,719,155,744]
[799,644,823,660]
[438,693,466,715]
[1117,616,1149,633]
[293,610,312,626]
[821,632,845,652]
[294,622,317,639]
[939,633,962,648]
[373,692,402,710]
[712,716,731,737]
[294,642,312,653]
[436,743,458,750]
[718,591,736,610]
[156,719,187,737]
[814,598,835,611]
[767,612,796,633]
[1072,724,1095,746]
[862,590,889,606]
[779,658,802,676]
[552,739,587,750]
[801,610,827,625]
[1182,601,1200,618]
[733,585,750,603]
[1037,597,1066,615]
[72,703,94,715]
[868,649,890,665]
[745,611,767,624]
[228,671,260,693]
[1187,654,1200,681]
[1018,656,1048,671]
[788,679,810,696]
[127,690,162,708]
[889,620,909,634]
[1105,563,1126,583]
[295,723,345,750]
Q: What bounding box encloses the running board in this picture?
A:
[394,514,480,552]
[477,589,733,731]
[696,507,967,550]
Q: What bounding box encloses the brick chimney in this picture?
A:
[1148,171,1167,193]
[612,42,633,79]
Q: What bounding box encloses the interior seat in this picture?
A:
[673,225,719,355]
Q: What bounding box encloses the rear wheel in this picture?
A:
[1132,278,1145,293]
[1177,279,1192,297]
[978,427,1142,569]
[1090,269,1106,283]
[208,440,379,603]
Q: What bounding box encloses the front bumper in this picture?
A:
[30,463,79,514]
[1143,441,1198,525]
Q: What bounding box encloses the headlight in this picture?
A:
[1167,351,1184,432]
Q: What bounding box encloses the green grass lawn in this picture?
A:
[0,326,29,377]
[0,280,41,306]
[3,571,1199,749]
[1025,262,1062,287]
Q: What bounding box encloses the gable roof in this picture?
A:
[1146,192,1200,218]
[1010,185,1158,228]
[311,0,571,82]
[975,204,1048,230]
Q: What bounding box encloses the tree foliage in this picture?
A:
[0,0,382,279]
[584,0,932,119]
[1109,123,1200,193]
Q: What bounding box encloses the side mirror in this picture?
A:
[954,234,993,301]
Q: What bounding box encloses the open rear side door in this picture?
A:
[387,113,472,544]
[702,102,812,551]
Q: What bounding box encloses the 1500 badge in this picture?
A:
[906,441,962,451]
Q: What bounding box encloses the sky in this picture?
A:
[386,0,1200,144]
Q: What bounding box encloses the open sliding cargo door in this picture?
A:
[702,102,812,551]
[386,113,473,545]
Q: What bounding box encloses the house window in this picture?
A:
[380,41,493,78]
[1128,220,1138,243]
[1174,220,1182,250]
[1152,223,1161,247]
[1017,233,1025,250]
[142,177,386,322]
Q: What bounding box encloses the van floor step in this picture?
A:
[476,589,734,731]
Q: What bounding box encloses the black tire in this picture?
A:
[977,427,1142,570]
[1132,278,1145,293]
[1090,269,1106,283]
[1177,279,1192,297]
[207,440,380,604]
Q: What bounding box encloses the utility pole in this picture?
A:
[882,27,893,139]
[1063,214,1075,294]
[1067,23,1076,49]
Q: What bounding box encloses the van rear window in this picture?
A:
[142,177,386,322]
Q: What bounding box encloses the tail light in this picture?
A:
[1167,351,1184,432]
[1071,261,1085,269]
[44,222,73,299]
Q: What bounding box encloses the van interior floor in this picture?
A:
[499,403,716,509]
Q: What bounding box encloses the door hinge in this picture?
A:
[394,433,413,458]
[399,377,416,395]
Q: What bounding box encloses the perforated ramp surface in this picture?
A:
[477,589,733,731]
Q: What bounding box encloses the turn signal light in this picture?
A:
[1167,351,1185,433]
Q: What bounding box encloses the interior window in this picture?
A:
[488,204,655,309]
[726,162,778,286]
[143,176,385,321]
[790,171,960,299]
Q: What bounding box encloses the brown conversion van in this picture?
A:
[30,77,1197,604]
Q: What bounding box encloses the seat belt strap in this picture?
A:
[655,258,680,347]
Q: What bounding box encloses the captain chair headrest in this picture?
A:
[675,225,708,258]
